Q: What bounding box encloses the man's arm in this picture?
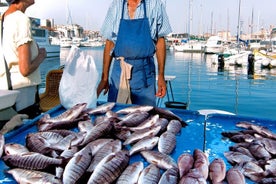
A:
[155,37,166,98]
[97,39,114,97]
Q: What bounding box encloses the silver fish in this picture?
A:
[153,107,187,127]
[123,125,161,145]
[4,143,29,155]
[157,118,169,134]
[129,136,159,156]
[236,121,276,140]
[85,138,114,156]
[239,161,264,182]
[87,139,122,172]
[264,158,276,177]
[85,102,116,115]
[248,140,272,160]
[80,120,113,146]
[87,150,130,184]
[26,131,65,154]
[62,146,92,184]
[127,114,160,131]
[3,152,63,170]
[158,131,176,155]
[138,164,161,184]
[0,133,4,157]
[226,168,246,184]
[209,158,226,184]
[178,153,194,178]
[179,168,207,184]
[167,119,182,135]
[224,151,255,165]
[158,168,178,184]
[116,161,144,184]
[140,150,178,170]
[116,105,154,114]
[259,137,276,155]
[38,103,87,131]
[193,149,209,179]
[7,168,62,184]
[117,111,149,127]
[78,120,94,132]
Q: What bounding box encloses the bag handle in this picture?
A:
[1,13,13,90]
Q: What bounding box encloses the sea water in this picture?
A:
[39,47,276,121]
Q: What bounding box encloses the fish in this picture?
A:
[126,114,160,131]
[87,150,130,184]
[4,143,29,155]
[258,177,276,184]
[158,168,179,184]
[123,125,161,145]
[263,158,276,177]
[158,131,176,155]
[2,152,64,170]
[37,103,87,131]
[80,120,113,146]
[138,164,161,184]
[0,133,4,157]
[0,114,29,134]
[116,105,154,114]
[62,146,92,184]
[229,145,254,158]
[26,131,66,154]
[167,119,182,135]
[236,121,276,140]
[239,161,264,182]
[116,161,144,184]
[129,136,159,156]
[193,149,209,179]
[209,158,226,184]
[157,117,169,134]
[226,167,246,184]
[7,168,62,184]
[87,139,122,172]
[140,150,178,170]
[224,151,255,165]
[152,107,187,127]
[78,120,94,132]
[117,111,149,127]
[259,137,276,155]
[85,102,116,115]
[177,153,194,178]
[248,140,272,160]
[179,168,207,184]
[85,138,113,156]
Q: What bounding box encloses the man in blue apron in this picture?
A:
[97,0,172,106]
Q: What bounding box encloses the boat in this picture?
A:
[59,37,72,48]
[174,40,205,53]
[204,36,225,54]
[32,27,60,58]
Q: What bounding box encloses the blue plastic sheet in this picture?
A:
[1,104,275,183]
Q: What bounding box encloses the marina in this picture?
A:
[37,47,276,121]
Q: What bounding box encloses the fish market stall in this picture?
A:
[0,103,275,183]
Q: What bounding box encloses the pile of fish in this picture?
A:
[222,121,276,184]
[0,102,268,184]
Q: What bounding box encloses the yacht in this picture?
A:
[32,27,60,58]
[60,37,72,48]
[204,36,225,54]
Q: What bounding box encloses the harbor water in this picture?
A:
[39,47,276,121]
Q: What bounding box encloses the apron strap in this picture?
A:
[121,0,147,19]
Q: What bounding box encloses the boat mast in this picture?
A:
[237,0,241,48]
[188,0,193,38]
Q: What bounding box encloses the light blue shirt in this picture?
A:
[100,0,172,43]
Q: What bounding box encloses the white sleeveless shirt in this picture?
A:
[0,11,41,90]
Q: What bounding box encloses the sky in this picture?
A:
[25,0,276,36]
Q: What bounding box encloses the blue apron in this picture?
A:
[108,0,156,106]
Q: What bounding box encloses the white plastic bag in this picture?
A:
[59,46,98,109]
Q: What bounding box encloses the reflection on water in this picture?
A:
[40,47,276,120]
